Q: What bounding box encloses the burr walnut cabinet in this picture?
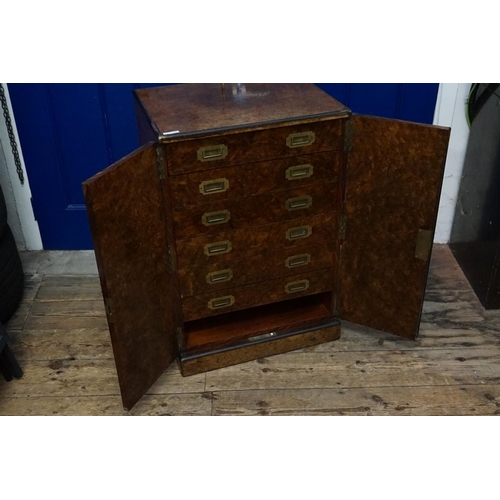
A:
[82,83,450,410]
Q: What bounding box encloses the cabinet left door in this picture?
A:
[83,143,179,410]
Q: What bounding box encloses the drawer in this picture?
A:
[182,269,334,321]
[179,244,335,296]
[166,119,344,175]
[173,182,337,240]
[168,151,342,209]
[175,212,338,270]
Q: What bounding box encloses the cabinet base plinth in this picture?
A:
[180,320,341,376]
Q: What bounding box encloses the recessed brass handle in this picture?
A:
[202,210,231,226]
[199,178,229,195]
[206,269,233,284]
[285,253,311,268]
[286,131,315,148]
[286,164,314,181]
[248,331,277,342]
[208,295,235,310]
[286,195,312,211]
[286,225,312,241]
[197,144,228,162]
[204,240,232,256]
[285,279,310,294]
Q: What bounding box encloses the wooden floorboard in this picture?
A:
[2,244,500,416]
[211,385,500,416]
[0,393,212,416]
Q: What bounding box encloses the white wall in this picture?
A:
[0,84,42,250]
[433,83,471,243]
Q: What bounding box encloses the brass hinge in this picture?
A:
[415,229,433,261]
[339,214,347,241]
[175,326,183,351]
[156,145,165,180]
[332,292,339,316]
[104,297,113,323]
[344,119,353,152]
[167,245,174,273]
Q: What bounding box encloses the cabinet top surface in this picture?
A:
[135,83,350,139]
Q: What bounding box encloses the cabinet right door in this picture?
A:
[339,114,450,339]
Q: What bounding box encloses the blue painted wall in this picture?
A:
[8,83,439,249]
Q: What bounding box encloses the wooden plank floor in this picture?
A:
[1,245,500,415]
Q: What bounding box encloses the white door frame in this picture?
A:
[0,83,42,250]
[432,83,471,244]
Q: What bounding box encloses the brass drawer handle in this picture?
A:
[204,240,232,256]
[285,279,310,294]
[208,295,235,310]
[199,178,229,195]
[286,195,312,211]
[197,144,228,162]
[285,253,311,268]
[206,269,233,284]
[286,131,315,148]
[286,225,312,241]
[202,210,231,226]
[286,163,314,181]
[248,331,277,342]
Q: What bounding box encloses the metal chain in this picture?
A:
[0,83,24,185]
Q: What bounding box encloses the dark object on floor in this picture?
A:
[449,84,500,309]
[0,225,24,323]
[0,324,23,381]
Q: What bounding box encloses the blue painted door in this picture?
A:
[8,83,439,249]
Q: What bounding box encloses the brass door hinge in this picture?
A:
[415,229,433,261]
[156,145,165,180]
[344,119,353,152]
[104,297,113,323]
[332,292,339,316]
[167,245,174,273]
[339,214,347,241]
[175,326,184,351]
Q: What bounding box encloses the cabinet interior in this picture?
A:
[183,292,334,352]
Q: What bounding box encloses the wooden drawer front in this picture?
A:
[173,182,336,240]
[182,269,334,321]
[179,244,334,297]
[175,212,337,270]
[180,322,341,376]
[166,119,344,175]
[169,151,342,209]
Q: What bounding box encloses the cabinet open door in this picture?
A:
[340,115,450,339]
[83,144,178,410]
